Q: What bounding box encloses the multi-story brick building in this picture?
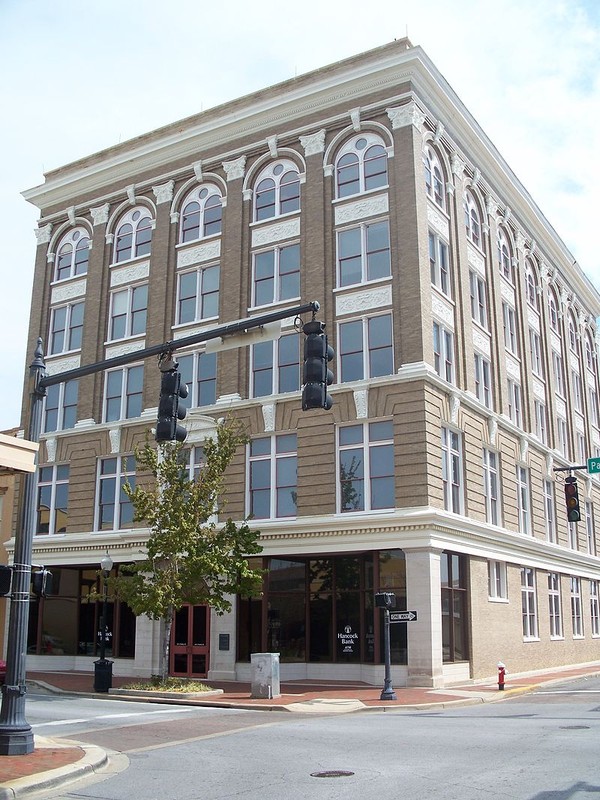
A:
[16,39,600,686]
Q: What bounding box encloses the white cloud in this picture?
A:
[1,0,599,429]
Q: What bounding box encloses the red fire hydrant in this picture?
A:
[497,661,506,691]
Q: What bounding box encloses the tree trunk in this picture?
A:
[161,607,173,681]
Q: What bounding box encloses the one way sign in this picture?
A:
[389,610,418,623]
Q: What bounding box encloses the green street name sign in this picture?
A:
[587,458,600,474]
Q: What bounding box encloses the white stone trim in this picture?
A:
[110,260,150,287]
[45,355,81,375]
[152,180,174,204]
[177,240,221,268]
[336,284,392,316]
[427,204,450,239]
[251,218,300,248]
[299,129,326,156]
[334,194,389,226]
[104,340,146,359]
[51,278,87,304]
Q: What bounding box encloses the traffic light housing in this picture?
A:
[32,569,53,598]
[156,366,188,443]
[0,565,12,596]
[564,476,581,523]
[374,592,396,609]
[302,320,334,411]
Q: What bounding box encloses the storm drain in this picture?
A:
[311,770,355,778]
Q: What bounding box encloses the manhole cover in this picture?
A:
[311,770,355,779]
[559,725,590,730]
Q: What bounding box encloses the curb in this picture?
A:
[0,741,107,800]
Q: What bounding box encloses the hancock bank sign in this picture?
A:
[338,625,358,654]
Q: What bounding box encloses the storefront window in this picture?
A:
[441,551,468,662]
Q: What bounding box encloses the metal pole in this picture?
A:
[100,579,107,662]
[380,608,397,701]
[0,339,46,755]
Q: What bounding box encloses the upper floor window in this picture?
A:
[179,185,223,243]
[464,192,481,248]
[254,160,300,221]
[423,145,445,210]
[442,427,463,514]
[177,264,219,325]
[470,271,488,329]
[43,380,78,433]
[114,208,153,263]
[251,333,300,397]
[585,334,596,372]
[544,479,557,543]
[338,420,394,512]
[104,365,144,422]
[248,433,297,519]
[474,353,492,408]
[552,351,566,396]
[483,448,501,526]
[108,284,148,341]
[534,399,547,444]
[37,464,69,535]
[433,321,455,383]
[502,303,518,356]
[96,455,136,531]
[497,229,513,283]
[429,231,451,297]
[568,315,578,353]
[178,351,217,408]
[253,243,300,307]
[516,465,531,534]
[507,378,522,428]
[54,228,89,281]
[49,301,84,355]
[529,330,544,378]
[338,313,393,383]
[548,290,560,333]
[336,134,388,199]
[525,263,538,310]
[337,221,390,287]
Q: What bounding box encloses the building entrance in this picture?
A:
[170,604,210,678]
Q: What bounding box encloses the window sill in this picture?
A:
[332,186,390,205]
[333,276,392,294]
[249,210,300,227]
[523,637,540,643]
[488,596,509,603]
[176,233,221,249]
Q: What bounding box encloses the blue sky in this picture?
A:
[1,0,599,429]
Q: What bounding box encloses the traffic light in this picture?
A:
[32,569,53,598]
[156,366,188,443]
[374,592,396,609]
[564,476,581,523]
[302,320,334,411]
[0,565,12,596]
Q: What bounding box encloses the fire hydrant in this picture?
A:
[497,661,506,691]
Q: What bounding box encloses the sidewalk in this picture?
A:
[1,663,598,799]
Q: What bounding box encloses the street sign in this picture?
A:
[389,610,418,623]
[587,458,600,474]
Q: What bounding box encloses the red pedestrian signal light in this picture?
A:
[564,476,581,523]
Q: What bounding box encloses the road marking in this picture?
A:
[125,722,283,754]
[534,690,600,694]
[31,707,193,728]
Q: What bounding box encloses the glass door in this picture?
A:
[170,604,210,677]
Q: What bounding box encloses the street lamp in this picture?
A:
[375,592,397,701]
[93,554,113,692]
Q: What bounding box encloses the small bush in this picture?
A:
[121,677,212,693]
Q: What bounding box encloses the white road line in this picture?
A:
[534,690,600,694]
[31,707,192,728]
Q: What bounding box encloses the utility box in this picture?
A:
[250,652,280,699]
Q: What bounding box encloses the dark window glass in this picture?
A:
[135,217,152,257]
[339,320,363,382]
[364,144,388,190]
[181,202,201,242]
[337,152,360,197]
[115,223,133,262]
[255,179,276,220]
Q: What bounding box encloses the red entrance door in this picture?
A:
[170,605,210,678]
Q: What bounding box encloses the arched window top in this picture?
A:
[423,145,446,210]
[113,206,153,264]
[179,184,223,243]
[253,159,300,221]
[335,133,388,198]
[464,191,482,249]
[497,227,513,283]
[525,262,539,310]
[548,290,560,333]
[54,227,90,282]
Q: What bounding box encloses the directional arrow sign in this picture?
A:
[389,610,418,623]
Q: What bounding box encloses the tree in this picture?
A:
[113,418,263,680]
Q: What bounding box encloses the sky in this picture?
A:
[0,0,599,431]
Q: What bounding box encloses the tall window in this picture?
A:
[529,330,543,378]
[544,479,557,543]
[572,371,583,412]
[516,466,531,534]
[176,264,219,325]
[557,416,568,457]
[442,427,462,514]
[337,221,391,287]
[568,315,578,353]
[502,303,518,356]
[251,333,300,397]
[589,388,599,428]
[497,229,513,283]
[54,228,89,281]
[483,449,500,525]
[525,263,539,310]
[549,292,559,332]
[114,208,153,263]
[248,433,297,519]
[548,573,563,638]
[585,501,596,555]
[429,231,451,297]
[585,334,596,372]
[590,580,600,637]
[108,284,148,341]
[253,244,300,306]
[507,379,522,427]
[104,365,144,422]
[469,271,488,329]
[552,351,566,396]
[336,134,388,198]
[338,421,394,512]
[178,351,217,408]
[571,577,583,637]
[339,314,393,383]
[474,353,492,408]
[521,567,538,640]
[43,380,78,433]
[433,322,455,383]
[534,400,547,444]
[96,455,136,531]
[488,560,507,600]
[37,465,69,534]
[423,146,445,210]
[441,552,468,661]
[464,192,481,248]
[254,160,300,221]
[49,301,84,355]
[179,185,222,242]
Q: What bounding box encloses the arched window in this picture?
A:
[180,185,223,243]
[54,228,90,281]
[114,207,153,263]
[585,333,596,372]
[423,145,445,210]
[464,192,481,248]
[548,290,559,333]
[525,262,538,310]
[568,314,578,353]
[254,160,300,221]
[335,134,388,198]
[497,229,513,283]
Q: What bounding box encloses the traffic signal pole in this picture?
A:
[0,299,321,755]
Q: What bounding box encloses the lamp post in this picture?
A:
[374,592,397,701]
[93,554,113,692]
